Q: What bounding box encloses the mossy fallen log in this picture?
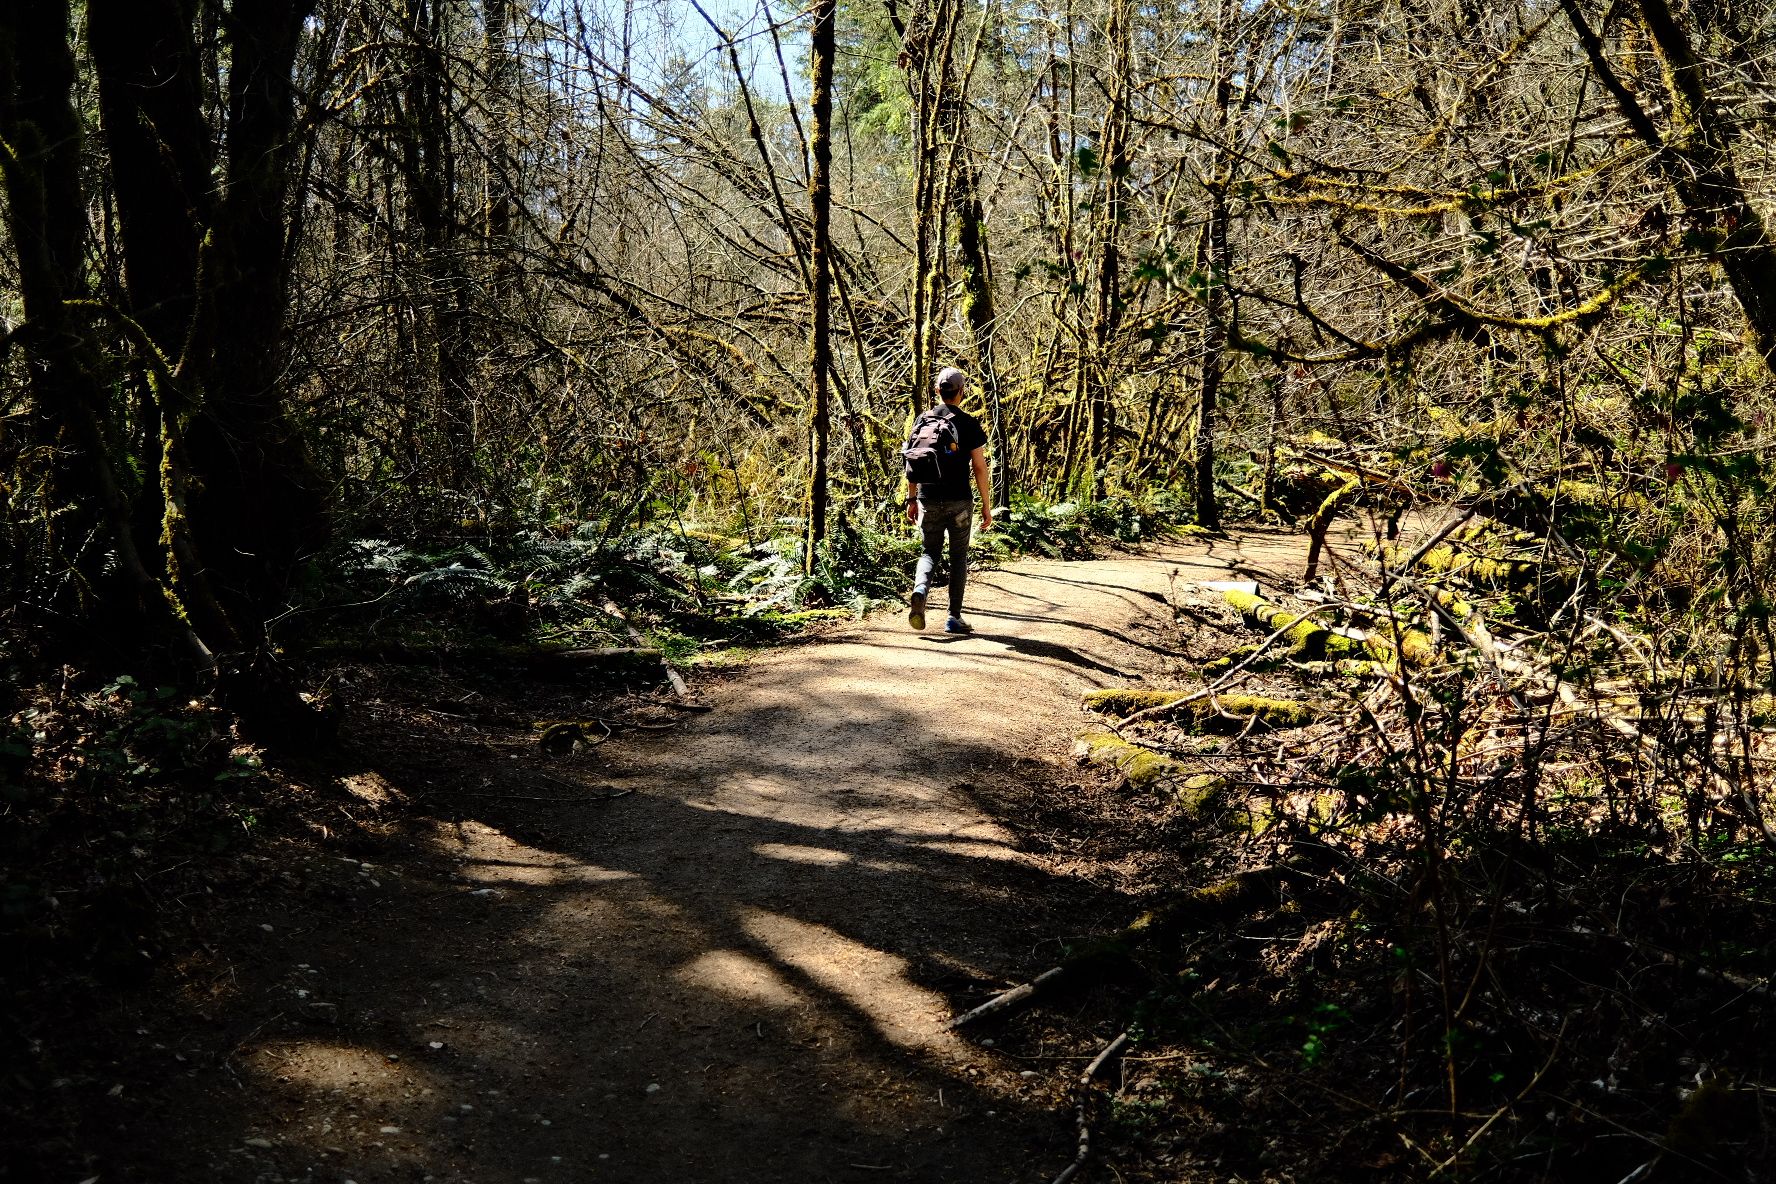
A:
[1476,479,1652,538]
[1376,541,1550,591]
[1081,688,1316,730]
[1222,589,1341,660]
[1294,659,1392,679]
[1452,515,1543,550]
[1220,588,1435,669]
[1071,731,1228,811]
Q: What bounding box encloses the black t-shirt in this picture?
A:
[917,403,989,502]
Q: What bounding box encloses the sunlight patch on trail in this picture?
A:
[243,1039,438,1097]
[912,838,1021,861]
[738,909,954,1054]
[436,818,639,887]
[752,842,853,865]
[673,949,805,1008]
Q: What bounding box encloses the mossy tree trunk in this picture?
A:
[1085,0,1133,500]
[3,0,331,744]
[1564,0,1776,374]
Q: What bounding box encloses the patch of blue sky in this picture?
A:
[544,0,810,101]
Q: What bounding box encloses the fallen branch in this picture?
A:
[1050,1031,1130,1184]
[946,866,1292,1029]
[602,599,695,701]
[946,967,1068,1030]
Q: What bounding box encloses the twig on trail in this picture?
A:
[602,598,695,701]
[947,967,1068,1030]
[1050,1031,1130,1184]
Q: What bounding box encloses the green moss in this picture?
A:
[1073,732,1225,813]
[1175,772,1227,814]
[1122,749,1176,789]
[1380,542,1540,588]
[1222,589,1333,659]
[1082,688,1198,714]
[1082,689,1315,729]
[1210,693,1316,728]
[1296,658,1390,679]
[1075,730,1178,791]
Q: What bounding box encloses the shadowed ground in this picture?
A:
[113,529,1356,1184]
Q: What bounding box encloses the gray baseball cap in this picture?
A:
[935,366,968,395]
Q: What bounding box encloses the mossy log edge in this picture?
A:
[1222,588,1434,668]
[1073,730,1227,812]
[1081,688,1316,730]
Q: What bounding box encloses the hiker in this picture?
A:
[903,366,993,633]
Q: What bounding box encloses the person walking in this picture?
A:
[904,366,993,633]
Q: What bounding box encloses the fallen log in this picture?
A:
[1221,589,1355,661]
[1072,731,1227,811]
[602,599,695,701]
[1375,541,1559,592]
[1082,688,1316,730]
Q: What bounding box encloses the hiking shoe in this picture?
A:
[944,616,973,634]
[908,591,927,631]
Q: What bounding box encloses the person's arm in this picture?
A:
[970,447,993,531]
[905,477,920,523]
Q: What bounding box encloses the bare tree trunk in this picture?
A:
[1194,181,1228,532]
[1087,0,1132,500]
[805,0,835,570]
[1193,18,1235,532]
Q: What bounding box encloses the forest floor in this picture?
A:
[12,525,1339,1184]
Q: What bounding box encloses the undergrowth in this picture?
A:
[291,490,1190,666]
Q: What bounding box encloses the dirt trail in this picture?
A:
[145,530,1326,1184]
